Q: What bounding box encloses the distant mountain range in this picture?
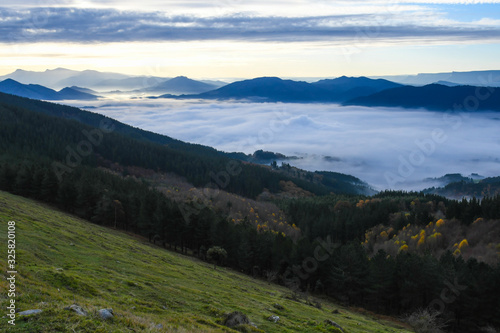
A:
[0,68,128,90]
[345,84,500,112]
[2,68,500,111]
[373,70,500,87]
[137,76,221,95]
[0,68,227,93]
[311,76,402,100]
[158,76,402,103]
[0,79,99,100]
[156,76,500,111]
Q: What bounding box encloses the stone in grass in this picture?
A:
[268,315,280,323]
[324,319,344,332]
[223,311,250,328]
[64,304,87,316]
[18,309,42,316]
[272,303,284,310]
[98,308,114,320]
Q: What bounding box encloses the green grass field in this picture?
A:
[0,191,413,332]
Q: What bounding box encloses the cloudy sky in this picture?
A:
[1,0,500,78]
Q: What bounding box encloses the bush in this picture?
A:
[403,308,447,333]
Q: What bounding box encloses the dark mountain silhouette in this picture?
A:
[345,84,500,111]
[0,79,98,100]
[142,76,220,95]
[158,77,331,102]
[57,87,100,100]
[158,76,404,103]
[311,76,403,101]
[196,77,331,102]
[0,79,61,100]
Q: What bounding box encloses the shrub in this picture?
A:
[403,308,447,333]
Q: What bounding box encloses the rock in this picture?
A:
[324,319,344,332]
[268,315,280,323]
[18,309,42,316]
[65,304,87,316]
[273,303,284,310]
[223,311,250,328]
[98,308,114,320]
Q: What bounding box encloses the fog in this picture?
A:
[69,99,500,191]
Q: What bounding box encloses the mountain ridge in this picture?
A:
[157,76,403,103]
[0,79,99,101]
[344,83,500,112]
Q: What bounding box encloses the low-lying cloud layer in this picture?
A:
[70,99,500,191]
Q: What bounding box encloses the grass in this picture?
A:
[0,191,413,332]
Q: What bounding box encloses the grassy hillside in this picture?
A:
[0,191,412,332]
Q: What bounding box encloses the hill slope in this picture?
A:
[0,79,99,100]
[345,84,500,112]
[0,91,372,197]
[0,191,411,332]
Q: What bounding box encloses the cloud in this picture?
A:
[1,6,500,44]
[67,99,500,191]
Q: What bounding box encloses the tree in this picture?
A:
[207,246,228,270]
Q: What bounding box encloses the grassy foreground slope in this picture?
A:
[0,191,412,333]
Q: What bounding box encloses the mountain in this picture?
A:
[55,70,130,89]
[0,79,99,100]
[142,76,221,95]
[345,84,500,111]
[57,87,100,100]
[0,91,371,196]
[93,76,170,90]
[373,70,500,87]
[164,77,334,102]
[0,78,61,100]
[0,68,80,88]
[311,76,403,101]
[424,176,500,199]
[159,76,403,103]
[0,68,168,91]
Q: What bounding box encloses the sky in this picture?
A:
[1,0,500,78]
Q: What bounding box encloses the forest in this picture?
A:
[1,92,499,332]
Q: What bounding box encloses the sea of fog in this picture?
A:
[67,99,500,191]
